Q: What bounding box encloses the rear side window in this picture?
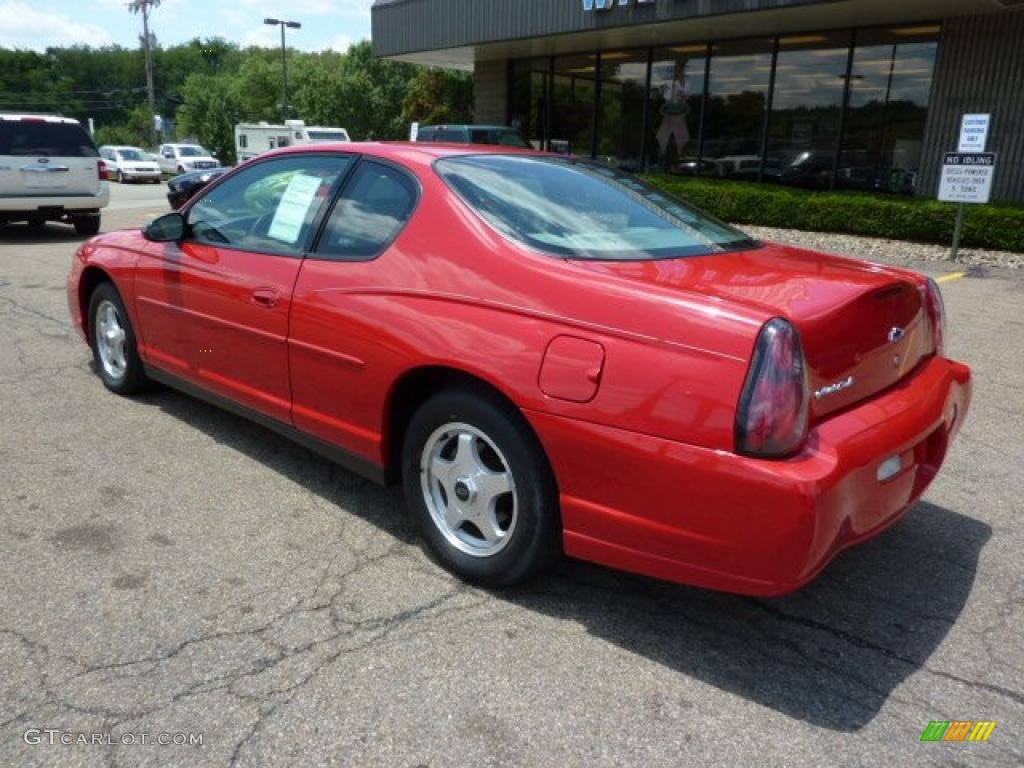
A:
[315,161,418,261]
[0,121,98,157]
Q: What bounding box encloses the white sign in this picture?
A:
[409,121,419,141]
[268,173,322,244]
[939,152,996,204]
[957,114,991,153]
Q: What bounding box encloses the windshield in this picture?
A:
[178,146,209,157]
[436,155,756,261]
[307,130,349,142]
[117,149,146,161]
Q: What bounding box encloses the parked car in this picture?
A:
[166,167,229,210]
[0,113,108,235]
[157,143,219,175]
[414,124,529,148]
[67,144,972,595]
[99,145,162,183]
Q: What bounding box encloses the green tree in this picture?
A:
[402,68,474,126]
[175,73,246,164]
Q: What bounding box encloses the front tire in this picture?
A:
[88,282,149,395]
[116,170,125,184]
[402,388,560,587]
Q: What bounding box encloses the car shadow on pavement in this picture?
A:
[140,384,991,733]
[0,222,93,244]
[507,500,991,731]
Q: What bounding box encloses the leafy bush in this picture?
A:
[644,175,1024,253]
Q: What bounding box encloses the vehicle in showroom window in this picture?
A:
[66,143,971,594]
[1,113,109,235]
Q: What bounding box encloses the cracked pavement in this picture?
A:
[1,183,1022,767]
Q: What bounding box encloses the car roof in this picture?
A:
[0,113,81,125]
[269,141,540,163]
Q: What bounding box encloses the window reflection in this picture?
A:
[505,24,940,196]
[703,39,773,180]
[649,47,708,175]
[596,50,650,172]
[551,54,597,157]
[843,27,939,195]
[768,32,851,189]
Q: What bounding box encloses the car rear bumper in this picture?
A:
[0,187,110,214]
[526,354,972,596]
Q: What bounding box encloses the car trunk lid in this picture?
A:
[572,242,933,420]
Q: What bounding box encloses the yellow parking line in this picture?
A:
[936,272,967,284]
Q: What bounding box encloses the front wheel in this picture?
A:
[402,388,561,587]
[88,282,149,395]
[116,170,125,184]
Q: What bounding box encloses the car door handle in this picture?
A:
[251,289,280,308]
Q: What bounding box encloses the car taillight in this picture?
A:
[735,318,809,459]
[925,277,945,356]
[98,160,109,181]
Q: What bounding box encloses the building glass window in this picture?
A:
[842,26,939,195]
[595,49,650,172]
[551,54,597,156]
[649,46,708,175]
[509,58,550,150]
[702,39,774,180]
[767,31,852,189]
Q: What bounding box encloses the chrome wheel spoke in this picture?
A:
[420,422,518,559]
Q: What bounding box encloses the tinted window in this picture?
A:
[436,155,755,261]
[316,161,417,261]
[469,129,529,148]
[0,121,97,157]
[178,146,210,157]
[187,155,353,255]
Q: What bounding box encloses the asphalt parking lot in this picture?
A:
[1,182,1022,767]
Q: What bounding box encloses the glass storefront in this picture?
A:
[507,24,940,195]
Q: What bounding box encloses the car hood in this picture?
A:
[572,242,935,419]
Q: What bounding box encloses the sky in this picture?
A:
[0,0,373,53]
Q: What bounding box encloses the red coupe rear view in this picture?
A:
[67,143,971,595]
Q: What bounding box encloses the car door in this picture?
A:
[159,145,176,174]
[133,153,355,423]
[289,159,420,460]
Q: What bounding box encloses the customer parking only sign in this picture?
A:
[939,153,997,204]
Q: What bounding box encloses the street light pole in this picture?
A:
[264,18,301,121]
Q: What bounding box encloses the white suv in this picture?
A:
[157,143,219,175]
[0,114,110,235]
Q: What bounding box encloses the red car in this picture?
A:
[67,144,971,595]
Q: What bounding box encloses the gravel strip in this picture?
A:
[737,224,1024,271]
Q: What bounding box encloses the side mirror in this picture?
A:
[143,212,186,242]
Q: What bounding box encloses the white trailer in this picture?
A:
[235,120,351,162]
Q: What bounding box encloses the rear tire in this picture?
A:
[73,215,101,236]
[88,282,149,396]
[402,388,561,587]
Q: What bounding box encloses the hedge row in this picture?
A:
[644,174,1024,253]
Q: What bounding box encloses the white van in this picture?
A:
[0,114,109,235]
[235,120,350,162]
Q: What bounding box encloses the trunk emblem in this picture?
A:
[814,376,855,400]
[888,327,906,343]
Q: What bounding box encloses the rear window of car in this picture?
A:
[0,120,98,157]
[436,155,757,261]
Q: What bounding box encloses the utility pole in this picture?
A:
[128,0,162,145]
[264,18,302,121]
